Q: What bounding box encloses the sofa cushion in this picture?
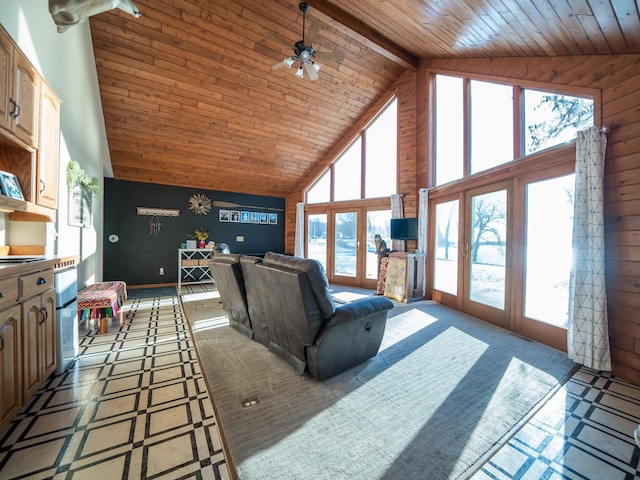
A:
[240,255,270,347]
[263,252,336,319]
[208,253,252,338]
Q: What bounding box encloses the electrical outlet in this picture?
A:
[160,267,165,275]
[236,236,244,242]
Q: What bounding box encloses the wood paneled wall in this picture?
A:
[421,54,640,384]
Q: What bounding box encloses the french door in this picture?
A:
[430,166,574,351]
[305,203,391,288]
[461,183,510,327]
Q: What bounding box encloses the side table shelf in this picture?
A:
[178,249,215,289]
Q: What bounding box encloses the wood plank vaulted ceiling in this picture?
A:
[90,0,640,198]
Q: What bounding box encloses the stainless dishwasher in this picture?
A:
[54,265,79,375]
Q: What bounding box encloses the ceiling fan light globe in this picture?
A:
[300,50,311,62]
[312,61,320,72]
[284,57,295,68]
[296,66,304,78]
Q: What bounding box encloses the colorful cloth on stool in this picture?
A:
[78,281,127,321]
[375,257,389,295]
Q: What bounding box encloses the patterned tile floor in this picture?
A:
[0,287,230,480]
[0,285,638,479]
[473,368,640,479]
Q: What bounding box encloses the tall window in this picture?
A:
[470,80,514,174]
[434,74,594,186]
[365,99,397,198]
[306,97,398,203]
[334,138,362,201]
[435,76,463,185]
[306,171,330,204]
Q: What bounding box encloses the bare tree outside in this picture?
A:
[526,92,594,154]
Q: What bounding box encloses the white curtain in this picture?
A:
[294,202,305,258]
[567,127,611,371]
[418,188,429,296]
[390,194,404,252]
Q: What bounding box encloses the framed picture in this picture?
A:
[250,212,259,223]
[0,171,23,200]
[240,211,250,223]
[219,209,230,222]
[268,213,278,224]
[260,212,268,224]
[230,210,240,222]
[68,185,93,227]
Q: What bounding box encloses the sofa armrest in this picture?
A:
[326,297,393,326]
[306,298,393,380]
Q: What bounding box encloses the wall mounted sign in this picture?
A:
[68,185,93,228]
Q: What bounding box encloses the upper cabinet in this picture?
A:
[37,84,60,210]
[0,25,60,221]
[0,28,39,148]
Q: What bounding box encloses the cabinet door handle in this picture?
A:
[12,101,20,119]
[0,336,3,352]
[40,179,46,194]
[39,306,48,323]
[8,98,15,116]
[0,292,3,299]
[37,277,46,285]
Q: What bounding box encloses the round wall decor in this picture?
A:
[189,194,212,215]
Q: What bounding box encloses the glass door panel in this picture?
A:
[307,214,327,271]
[524,174,574,327]
[334,211,358,279]
[434,200,459,294]
[366,210,391,280]
[468,189,507,310]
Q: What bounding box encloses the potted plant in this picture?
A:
[193,228,209,248]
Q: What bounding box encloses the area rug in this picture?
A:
[182,292,577,480]
[126,286,177,299]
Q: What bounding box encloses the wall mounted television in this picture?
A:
[390,217,418,240]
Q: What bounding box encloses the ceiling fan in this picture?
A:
[266,2,345,80]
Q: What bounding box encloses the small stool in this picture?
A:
[78,281,128,334]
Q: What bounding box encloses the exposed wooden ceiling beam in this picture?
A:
[307,0,419,70]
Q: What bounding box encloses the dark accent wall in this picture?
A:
[104,179,285,286]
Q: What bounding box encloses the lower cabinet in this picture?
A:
[0,265,58,433]
[21,288,56,400]
[0,304,21,428]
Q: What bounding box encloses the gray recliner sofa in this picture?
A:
[209,252,394,380]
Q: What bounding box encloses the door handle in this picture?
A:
[462,244,469,258]
[12,101,20,119]
[37,277,47,285]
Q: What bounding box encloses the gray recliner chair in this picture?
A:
[258,252,394,380]
[208,254,253,339]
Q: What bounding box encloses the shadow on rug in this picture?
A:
[182,292,577,480]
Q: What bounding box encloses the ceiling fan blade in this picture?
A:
[304,62,319,81]
[272,59,289,70]
[313,51,345,62]
[265,31,293,48]
[306,22,321,44]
